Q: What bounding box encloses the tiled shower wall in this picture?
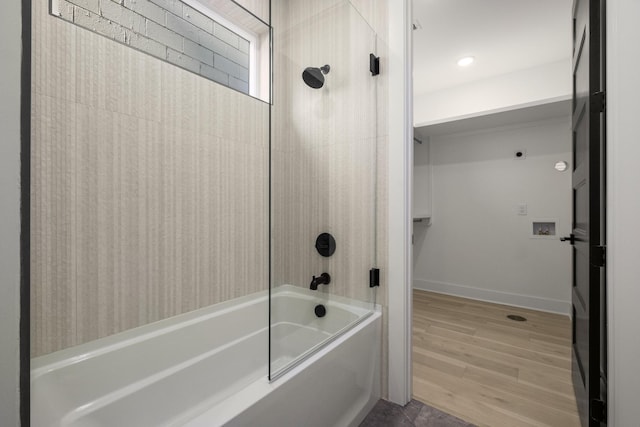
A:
[272,0,375,303]
[30,0,269,357]
[270,0,389,393]
[271,0,388,311]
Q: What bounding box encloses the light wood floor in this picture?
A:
[412,290,581,427]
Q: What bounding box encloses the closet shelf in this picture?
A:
[413,214,431,224]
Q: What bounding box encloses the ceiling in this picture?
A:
[412,0,572,96]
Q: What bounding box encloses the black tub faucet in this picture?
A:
[310,273,331,290]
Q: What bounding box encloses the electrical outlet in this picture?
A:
[517,204,528,215]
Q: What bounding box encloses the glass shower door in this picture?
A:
[269,0,379,380]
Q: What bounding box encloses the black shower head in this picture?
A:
[302,64,330,89]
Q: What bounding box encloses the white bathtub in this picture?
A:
[31,285,381,427]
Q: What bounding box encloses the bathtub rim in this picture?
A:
[31,285,378,378]
[31,289,270,377]
[30,285,380,427]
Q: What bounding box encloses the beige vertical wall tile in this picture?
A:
[276,3,376,150]
[271,0,379,299]
[32,1,77,101]
[32,0,387,365]
[376,38,389,139]
[30,94,78,356]
[32,0,270,356]
[71,101,269,348]
[271,0,389,395]
[325,139,377,301]
[349,0,388,42]
[75,107,151,342]
[234,0,271,24]
[376,134,389,398]
[76,29,161,122]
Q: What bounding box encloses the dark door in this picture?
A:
[569,0,606,425]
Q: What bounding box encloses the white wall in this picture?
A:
[414,60,571,126]
[0,0,23,424]
[607,0,640,425]
[413,118,572,314]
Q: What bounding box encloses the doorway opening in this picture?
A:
[410,1,583,425]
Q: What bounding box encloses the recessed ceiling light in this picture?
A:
[457,56,475,67]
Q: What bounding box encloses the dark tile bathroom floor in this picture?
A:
[360,399,476,427]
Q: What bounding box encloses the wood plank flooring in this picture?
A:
[412,290,580,427]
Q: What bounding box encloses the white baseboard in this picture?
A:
[413,279,571,315]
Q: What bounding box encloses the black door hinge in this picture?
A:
[591,245,606,267]
[591,91,606,113]
[370,54,380,76]
[590,399,606,422]
[369,268,380,288]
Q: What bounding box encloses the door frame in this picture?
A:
[395,2,640,423]
[605,0,640,425]
[387,0,414,406]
